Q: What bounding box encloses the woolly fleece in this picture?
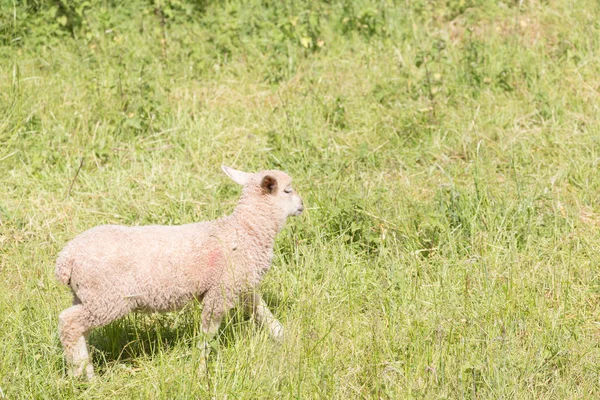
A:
[56,167,303,378]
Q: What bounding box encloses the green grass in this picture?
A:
[1,0,600,398]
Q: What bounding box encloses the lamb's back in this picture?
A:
[57,222,214,289]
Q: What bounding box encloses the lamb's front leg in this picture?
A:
[198,292,227,374]
[243,291,284,343]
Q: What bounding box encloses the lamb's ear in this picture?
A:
[261,175,278,194]
[222,165,251,186]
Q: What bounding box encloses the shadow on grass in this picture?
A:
[83,294,284,373]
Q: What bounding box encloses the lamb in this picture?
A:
[55,166,304,379]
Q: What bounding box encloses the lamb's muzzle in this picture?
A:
[55,166,303,379]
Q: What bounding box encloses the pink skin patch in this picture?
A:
[207,249,223,267]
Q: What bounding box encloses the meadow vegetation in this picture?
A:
[1,0,600,397]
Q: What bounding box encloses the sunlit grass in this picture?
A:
[1,0,600,398]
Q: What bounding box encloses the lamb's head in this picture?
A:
[222,166,304,220]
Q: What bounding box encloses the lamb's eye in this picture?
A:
[284,187,292,194]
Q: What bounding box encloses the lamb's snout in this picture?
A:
[294,200,304,216]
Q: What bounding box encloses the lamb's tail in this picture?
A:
[55,249,74,286]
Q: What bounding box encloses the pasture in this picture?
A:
[1,0,599,398]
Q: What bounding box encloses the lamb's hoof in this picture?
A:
[197,358,209,378]
[85,364,95,381]
[71,362,95,381]
[197,340,212,377]
[270,322,285,344]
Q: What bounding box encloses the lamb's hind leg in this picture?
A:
[58,304,94,379]
[243,291,284,343]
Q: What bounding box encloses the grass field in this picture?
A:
[1,0,600,398]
